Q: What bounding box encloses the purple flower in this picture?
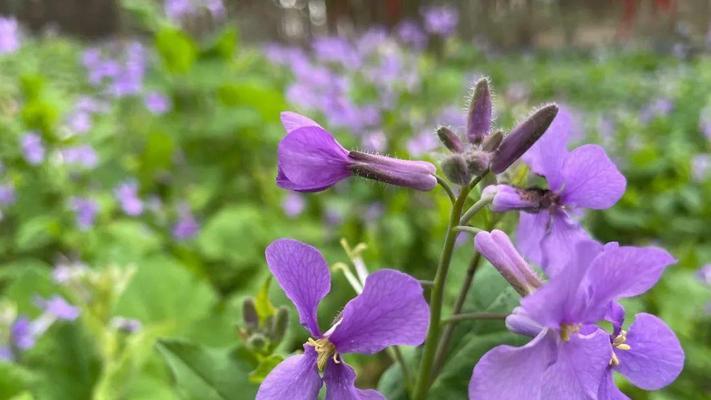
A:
[407,131,439,157]
[0,16,20,55]
[165,0,194,21]
[470,236,680,399]
[312,36,361,69]
[396,20,427,49]
[61,145,99,168]
[36,296,80,321]
[21,132,45,165]
[361,130,388,153]
[11,317,36,350]
[640,98,673,124]
[0,346,12,361]
[145,92,171,115]
[114,181,143,216]
[172,206,200,240]
[66,111,92,134]
[475,230,542,296]
[0,183,16,206]
[282,192,305,218]
[492,108,626,276]
[257,239,429,399]
[422,6,459,37]
[697,264,711,285]
[71,197,98,230]
[277,112,437,192]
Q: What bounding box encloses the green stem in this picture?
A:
[452,225,484,235]
[435,175,456,204]
[412,176,481,400]
[459,196,492,226]
[441,312,508,325]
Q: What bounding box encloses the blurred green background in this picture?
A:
[0,1,710,399]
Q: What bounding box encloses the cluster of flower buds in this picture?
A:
[239,297,289,356]
[439,79,558,184]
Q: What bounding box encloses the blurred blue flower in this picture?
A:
[145,92,171,114]
[71,197,98,230]
[36,296,80,321]
[422,6,459,37]
[0,183,16,206]
[282,192,305,218]
[114,181,144,216]
[172,205,200,240]
[0,16,20,55]
[61,145,98,168]
[396,20,427,49]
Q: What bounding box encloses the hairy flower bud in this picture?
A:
[348,151,437,191]
[268,307,289,345]
[466,150,492,176]
[437,126,465,153]
[248,333,268,352]
[242,298,259,330]
[491,104,559,174]
[467,78,492,144]
[441,154,471,185]
[482,130,503,152]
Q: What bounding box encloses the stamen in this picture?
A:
[616,343,631,351]
[559,323,581,342]
[305,337,338,372]
[609,352,620,366]
[612,330,632,351]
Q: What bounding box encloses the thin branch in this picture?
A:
[453,225,484,235]
[418,280,435,287]
[441,312,509,325]
[459,197,492,226]
[435,175,456,204]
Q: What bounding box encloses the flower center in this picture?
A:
[609,329,632,366]
[305,337,339,372]
[559,323,581,341]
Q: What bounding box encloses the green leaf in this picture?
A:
[254,277,276,323]
[0,362,34,399]
[156,339,257,400]
[155,28,197,74]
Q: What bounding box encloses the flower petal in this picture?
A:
[516,210,591,278]
[281,111,322,133]
[616,313,684,390]
[521,107,572,191]
[323,361,385,400]
[559,144,626,210]
[328,269,429,354]
[276,167,334,193]
[265,239,331,336]
[468,329,557,400]
[540,329,612,399]
[256,347,323,400]
[598,369,630,400]
[587,246,676,317]
[277,126,351,192]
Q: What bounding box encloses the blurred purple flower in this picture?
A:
[363,202,384,223]
[66,111,92,134]
[145,92,171,115]
[355,27,388,56]
[0,184,16,206]
[61,145,98,168]
[312,36,361,69]
[114,181,143,216]
[36,296,80,321]
[640,98,673,123]
[361,131,387,153]
[11,317,36,350]
[205,0,225,18]
[172,206,200,240]
[0,346,12,361]
[111,316,143,333]
[697,264,711,286]
[71,197,98,230]
[692,154,711,182]
[396,20,427,49]
[52,260,88,284]
[21,132,45,165]
[0,16,20,55]
[282,192,305,218]
[407,131,438,157]
[505,82,530,104]
[165,0,194,21]
[699,107,711,140]
[422,6,459,37]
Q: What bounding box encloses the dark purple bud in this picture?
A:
[490,104,558,174]
[441,154,471,185]
[482,130,503,152]
[268,307,289,345]
[348,151,437,191]
[242,298,259,330]
[467,78,492,144]
[437,126,464,153]
[465,150,492,177]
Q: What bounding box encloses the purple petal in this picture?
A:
[606,302,625,336]
[469,330,557,399]
[587,246,676,313]
[488,185,541,212]
[328,269,429,354]
[598,369,630,400]
[277,126,351,192]
[521,107,572,191]
[37,296,80,320]
[265,239,331,336]
[516,210,591,278]
[257,347,323,400]
[560,144,626,209]
[281,111,322,133]
[323,361,385,400]
[276,167,332,193]
[616,313,684,390]
[540,329,612,399]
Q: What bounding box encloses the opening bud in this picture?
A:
[474,230,543,296]
[491,104,558,174]
[348,151,437,191]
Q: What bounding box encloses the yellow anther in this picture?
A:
[616,343,631,351]
[305,337,337,372]
[609,352,620,366]
[559,323,581,342]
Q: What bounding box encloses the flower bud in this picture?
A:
[242,298,259,330]
[268,307,289,345]
[437,126,465,153]
[491,104,558,174]
[505,307,544,337]
[348,151,437,191]
[467,78,492,144]
[474,230,542,296]
[247,333,269,352]
[465,150,491,177]
[485,185,543,212]
[441,154,471,185]
[482,130,503,152]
